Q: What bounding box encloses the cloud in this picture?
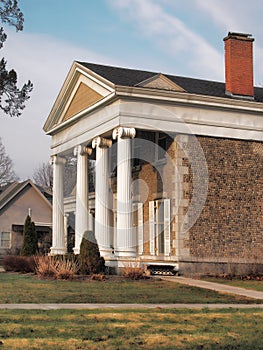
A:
[194,0,263,84]
[108,0,223,80]
[195,0,263,32]
[1,29,113,179]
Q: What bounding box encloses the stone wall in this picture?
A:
[186,136,263,266]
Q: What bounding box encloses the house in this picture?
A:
[44,32,263,275]
[0,180,53,257]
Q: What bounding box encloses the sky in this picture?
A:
[1,0,263,180]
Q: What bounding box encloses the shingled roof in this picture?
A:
[0,180,52,212]
[78,62,263,102]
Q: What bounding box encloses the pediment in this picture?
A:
[63,82,103,122]
[44,62,115,133]
[136,73,185,92]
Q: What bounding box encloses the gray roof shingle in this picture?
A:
[77,62,263,102]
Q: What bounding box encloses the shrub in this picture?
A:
[122,265,147,280]
[78,231,105,275]
[34,255,79,280]
[3,255,36,273]
[21,215,38,256]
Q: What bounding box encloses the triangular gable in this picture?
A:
[136,73,185,92]
[63,82,103,122]
[0,180,52,212]
[44,62,115,133]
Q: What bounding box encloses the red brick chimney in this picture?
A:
[224,32,254,98]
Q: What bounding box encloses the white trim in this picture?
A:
[49,99,263,157]
[149,201,155,255]
[164,199,171,256]
[133,202,144,255]
[115,85,263,114]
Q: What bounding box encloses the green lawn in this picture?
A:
[0,272,261,304]
[0,308,262,349]
[205,278,263,292]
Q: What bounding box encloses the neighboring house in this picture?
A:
[0,180,52,257]
[44,32,263,275]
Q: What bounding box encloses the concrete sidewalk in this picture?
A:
[0,303,262,310]
[160,276,263,300]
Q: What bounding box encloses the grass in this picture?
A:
[0,272,261,304]
[204,278,263,292]
[0,308,262,349]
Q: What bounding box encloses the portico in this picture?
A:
[49,124,140,266]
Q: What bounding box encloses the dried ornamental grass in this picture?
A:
[122,265,148,280]
[34,255,56,278]
[54,256,79,280]
[35,255,79,280]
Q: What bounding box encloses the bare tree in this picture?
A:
[32,162,53,192]
[33,158,77,195]
[0,137,18,185]
[33,157,95,196]
[64,156,77,196]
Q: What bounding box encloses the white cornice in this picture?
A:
[46,85,263,136]
[115,85,263,114]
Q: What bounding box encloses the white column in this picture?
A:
[112,127,136,257]
[73,145,92,254]
[92,136,112,258]
[50,155,66,255]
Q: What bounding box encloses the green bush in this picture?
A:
[78,231,105,275]
[20,215,38,256]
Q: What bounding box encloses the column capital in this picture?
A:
[50,155,66,166]
[112,127,136,140]
[92,136,112,149]
[74,145,92,157]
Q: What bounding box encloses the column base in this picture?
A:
[114,249,137,258]
[73,247,80,255]
[99,248,115,259]
[49,247,67,255]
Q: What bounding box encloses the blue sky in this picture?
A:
[1,0,263,179]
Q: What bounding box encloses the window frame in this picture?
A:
[0,231,11,248]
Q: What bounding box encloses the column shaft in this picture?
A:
[73,145,91,254]
[93,137,112,258]
[50,155,66,255]
[113,127,136,257]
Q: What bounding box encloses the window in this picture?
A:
[0,232,11,248]
[132,143,141,168]
[133,202,144,254]
[149,199,170,256]
[155,132,167,161]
